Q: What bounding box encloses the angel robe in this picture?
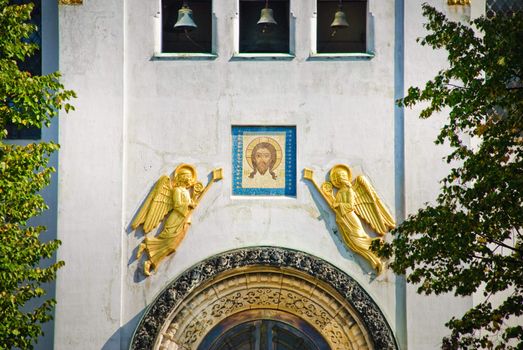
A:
[334,186,383,273]
[142,186,193,270]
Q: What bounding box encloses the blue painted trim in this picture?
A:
[232,126,297,196]
[394,0,405,223]
[394,0,407,349]
[35,0,59,349]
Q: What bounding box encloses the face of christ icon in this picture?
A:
[245,137,283,182]
[249,142,278,180]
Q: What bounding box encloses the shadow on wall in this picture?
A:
[101,310,144,350]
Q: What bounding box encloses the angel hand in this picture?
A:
[143,261,152,276]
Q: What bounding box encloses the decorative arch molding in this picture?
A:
[130,247,398,350]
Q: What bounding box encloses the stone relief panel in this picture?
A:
[130,247,398,350]
[165,270,361,350]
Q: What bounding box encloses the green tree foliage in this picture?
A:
[375,4,523,349]
[0,1,75,348]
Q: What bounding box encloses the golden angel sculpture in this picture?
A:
[132,164,223,276]
[304,165,395,273]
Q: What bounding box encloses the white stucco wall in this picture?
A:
[121,0,399,348]
[56,0,125,348]
[53,0,483,349]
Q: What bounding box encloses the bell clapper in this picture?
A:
[263,0,268,33]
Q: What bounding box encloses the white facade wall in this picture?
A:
[52,0,484,349]
[56,1,125,348]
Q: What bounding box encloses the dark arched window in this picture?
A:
[198,311,331,350]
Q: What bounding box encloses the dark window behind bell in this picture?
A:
[162,0,212,53]
[317,0,366,53]
[239,0,290,54]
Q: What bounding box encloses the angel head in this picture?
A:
[330,164,352,188]
[174,164,197,187]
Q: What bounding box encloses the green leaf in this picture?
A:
[374,5,523,349]
[0,1,75,348]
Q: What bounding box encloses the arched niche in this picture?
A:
[130,247,398,350]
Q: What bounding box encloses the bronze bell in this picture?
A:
[330,9,349,29]
[174,5,198,32]
[257,7,277,27]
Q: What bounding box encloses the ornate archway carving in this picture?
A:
[130,247,398,350]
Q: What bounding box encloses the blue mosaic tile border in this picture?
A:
[232,126,296,196]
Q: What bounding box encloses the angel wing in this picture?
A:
[131,175,173,233]
[352,175,396,235]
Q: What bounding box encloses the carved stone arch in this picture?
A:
[130,247,398,350]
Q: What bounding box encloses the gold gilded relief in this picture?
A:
[58,0,83,5]
[448,0,471,5]
[132,165,222,276]
[304,165,396,273]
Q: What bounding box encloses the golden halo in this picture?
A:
[174,163,197,184]
[330,164,352,188]
[245,137,283,170]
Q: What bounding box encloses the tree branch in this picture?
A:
[445,83,466,89]
[477,232,523,254]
